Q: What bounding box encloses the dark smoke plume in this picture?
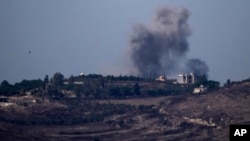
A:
[185,59,209,76]
[128,6,208,77]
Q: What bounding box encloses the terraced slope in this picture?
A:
[0,82,250,141]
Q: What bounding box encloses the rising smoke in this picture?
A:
[128,6,208,78]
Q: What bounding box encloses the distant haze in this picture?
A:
[128,6,208,78]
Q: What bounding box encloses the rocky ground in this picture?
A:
[0,82,250,141]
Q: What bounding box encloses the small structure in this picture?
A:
[73,81,84,85]
[193,85,207,94]
[156,75,167,82]
[178,72,196,84]
[0,96,8,103]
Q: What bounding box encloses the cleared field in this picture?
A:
[96,96,169,106]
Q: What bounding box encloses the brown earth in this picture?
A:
[0,82,250,141]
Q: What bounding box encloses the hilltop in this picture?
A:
[0,73,219,99]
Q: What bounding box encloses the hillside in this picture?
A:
[0,82,250,141]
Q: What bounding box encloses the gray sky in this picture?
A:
[1,0,250,84]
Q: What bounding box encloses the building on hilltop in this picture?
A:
[178,72,196,84]
[156,75,177,84]
[156,75,167,82]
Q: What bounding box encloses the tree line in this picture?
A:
[0,72,221,98]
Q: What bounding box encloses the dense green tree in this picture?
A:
[120,86,132,97]
[68,75,75,84]
[0,80,15,95]
[86,74,103,79]
[1,80,10,87]
[207,80,220,91]
[44,75,49,84]
[227,79,231,85]
[132,83,140,95]
[194,75,208,87]
[109,87,120,98]
[46,87,64,98]
[224,79,231,87]
[52,72,64,86]
[16,79,43,91]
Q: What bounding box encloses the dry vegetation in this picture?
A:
[0,82,250,141]
[97,96,168,106]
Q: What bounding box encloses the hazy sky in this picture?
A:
[1,0,250,84]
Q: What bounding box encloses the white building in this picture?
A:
[178,72,196,84]
[193,85,207,94]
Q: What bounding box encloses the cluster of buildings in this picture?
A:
[177,72,196,84]
[156,72,196,84]
[156,72,207,94]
